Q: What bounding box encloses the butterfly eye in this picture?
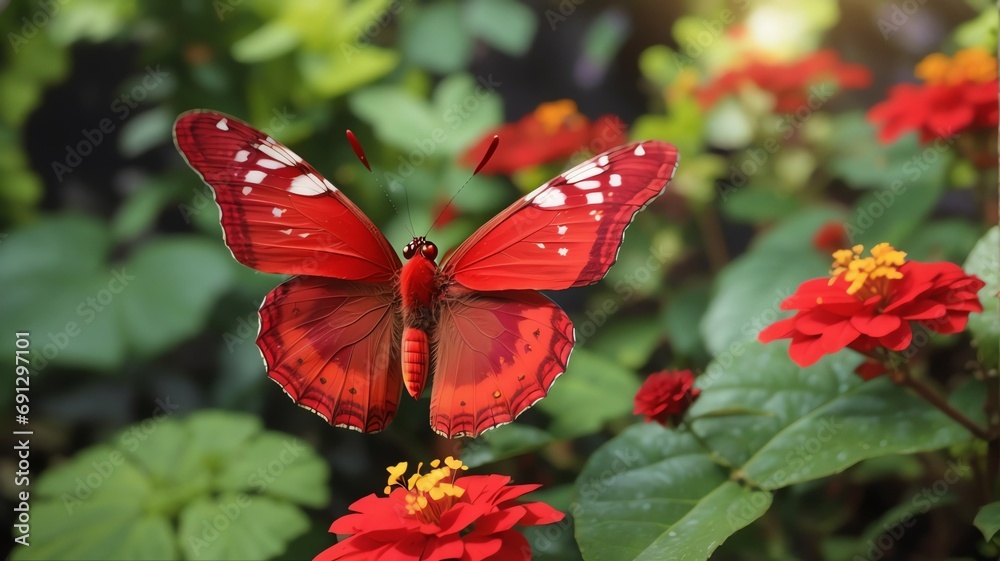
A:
[420,242,438,261]
[403,243,416,259]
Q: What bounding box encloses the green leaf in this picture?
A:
[111,179,179,241]
[402,2,472,73]
[846,166,948,248]
[231,23,301,62]
[464,0,538,56]
[573,341,974,560]
[178,495,309,561]
[538,349,641,438]
[119,237,235,357]
[661,284,710,359]
[118,107,174,158]
[298,47,400,98]
[964,226,1000,368]
[573,425,773,561]
[462,424,554,468]
[905,220,983,263]
[215,432,330,507]
[721,187,802,223]
[975,501,1000,541]
[586,316,662,370]
[700,207,841,356]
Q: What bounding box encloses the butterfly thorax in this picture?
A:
[399,237,440,399]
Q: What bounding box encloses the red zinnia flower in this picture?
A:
[696,50,871,113]
[812,221,848,254]
[316,457,564,561]
[633,370,701,425]
[462,100,627,175]
[868,48,999,144]
[759,243,985,373]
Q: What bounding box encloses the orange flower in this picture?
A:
[868,48,999,143]
[462,100,626,175]
[759,244,985,374]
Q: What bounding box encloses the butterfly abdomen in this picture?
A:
[401,327,430,398]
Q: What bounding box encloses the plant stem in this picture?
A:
[697,206,729,273]
[895,370,990,441]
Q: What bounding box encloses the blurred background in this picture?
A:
[1,0,996,559]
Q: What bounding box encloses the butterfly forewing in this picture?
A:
[441,141,678,291]
[173,110,400,281]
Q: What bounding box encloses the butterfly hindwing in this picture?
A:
[441,141,679,291]
[174,110,400,281]
[430,288,575,438]
[258,276,402,433]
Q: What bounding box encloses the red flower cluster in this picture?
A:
[759,243,985,373]
[812,221,848,254]
[696,50,872,113]
[868,48,999,144]
[462,100,626,175]
[316,457,563,561]
[633,370,701,425]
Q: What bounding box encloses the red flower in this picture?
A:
[462,100,627,175]
[759,243,985,373]
[812,221,848,253]
[697,50,871,113]
[316,457,564,561]
[868,48,999,144]
[633,370,701,425]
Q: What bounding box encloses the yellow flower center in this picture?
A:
[384,457,469,524]
[829,243,906,298]
[915,47,998,85]
[533,99,584,133]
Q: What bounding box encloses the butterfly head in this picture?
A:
[403,237,438,262]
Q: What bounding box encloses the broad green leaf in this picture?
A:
[906,220,983,263]
[964,226,999,368]
[574,342,974,560]
[700,207,841,355]
[538,349,641,438]
[573,425,772,561]
[464,0,538,56]
[21,412,326,561]
[462,424,554,468]
[119,237,235,357]
[847,163,948,248]
[721,187,802,223]
[178,495,309,561]
[975,501,1000,541]
[298,47,400,98]
[118,107,173,158]
[112,178,180,241]
[402,2,472,73]
[661,284,710,359]
[586,316,662,370]
[231,23,300,62]
[349,85,438,150]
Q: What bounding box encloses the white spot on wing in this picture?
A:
[235,150,249,162]
[598,155,609,166]
[257,159,283,169]
[322,178,337,192]
[558,247,569,256]
[216,118,229,131]
[288,173,328,196]
[245,170,266,184]
[280,228,292,235]
[575,180,602,190]
[533,188,567,208]
[242,186,253,195]
[610,173,622,187]
[634,143,646,156]
[586,192,604,204]
[564,162,604,182]
[272,207,286,217]
[557,225,568,235]
[536,243,546,249]
[299,233,310,238]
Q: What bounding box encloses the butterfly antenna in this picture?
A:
[346,130,415,236]
[425,135,499,236]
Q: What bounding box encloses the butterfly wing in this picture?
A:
[441,141,678,290]
[430,287,575,438]
[174,110,401,281]
[258,276,402,432]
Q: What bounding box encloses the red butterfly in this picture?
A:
[174,110,678,438]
